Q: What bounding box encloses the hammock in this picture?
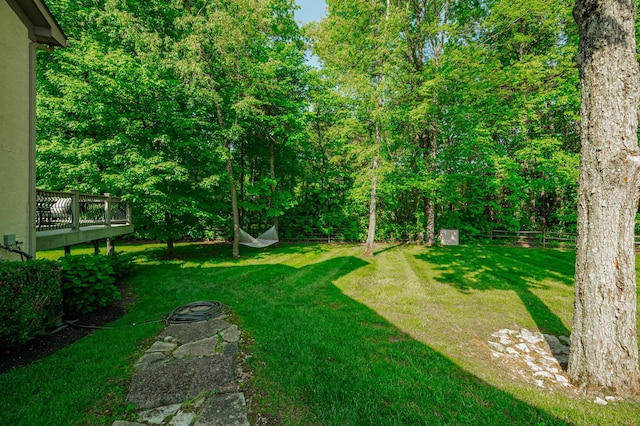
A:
[239,225,279,248]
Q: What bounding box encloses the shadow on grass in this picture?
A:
[373,243,404,256]
[414,245,574,337]
[124,247,567,425]
[131,241,335,264]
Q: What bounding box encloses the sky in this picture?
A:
[293,0,327,67]
[294,0,327,24]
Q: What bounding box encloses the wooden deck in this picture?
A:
[35,190,133,250]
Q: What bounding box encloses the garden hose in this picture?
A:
[64,301,229,330]
[164,300,230,325]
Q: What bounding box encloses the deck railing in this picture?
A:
[36,190,131,232]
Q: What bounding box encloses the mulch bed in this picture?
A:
[0,304,125,374]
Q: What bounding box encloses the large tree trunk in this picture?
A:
[226,150,240,258]
[425,197,435,245]
[269,136,278,232]
[216,103,241,258]
[425,124,437,246]
[569,0,640,394]
[363,1,391,257]
[363,156,378,257]
[165,212,175,257]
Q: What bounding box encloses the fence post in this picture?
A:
[104,193,112,226]
[71,189,80,230]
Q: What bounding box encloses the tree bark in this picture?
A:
[569,0,640,394]
[426,123,437,246]
[425,196,435,245]
[363,155,378,257]
[167,237,174,257]
[215,102,240,258]
[106,238,114,255]
[226,148,241,258]
[269,135,279,232]
[165,212,175,257]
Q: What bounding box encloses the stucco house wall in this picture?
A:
[0,2,34,260]
[0,0,67,260]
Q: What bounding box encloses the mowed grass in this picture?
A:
[1,242,639,425]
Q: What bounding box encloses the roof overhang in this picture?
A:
[6,0,70,47]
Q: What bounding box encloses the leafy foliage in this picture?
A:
[106,251,136,281]
[59,255,120,314]
[36,0,582,245]
[0,260,62,347]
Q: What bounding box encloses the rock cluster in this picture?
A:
[488,328,572,390]
[488,328,623,406]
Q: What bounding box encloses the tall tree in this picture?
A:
[314,0,398,255]
[568,0,640,394]
[402,0,451,246]
[174,0,305,257]
[37,0,221,255]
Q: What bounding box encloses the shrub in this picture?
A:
[0,259,62,347]
[106,251,135,280]
[60,255,120,315]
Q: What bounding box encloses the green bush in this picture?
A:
[60,255,120,315]
[0,259,62,347]
[106,251,135,280]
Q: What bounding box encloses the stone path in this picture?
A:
[112,316,250,426]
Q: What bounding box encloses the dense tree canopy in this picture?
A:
[37,0,582,247]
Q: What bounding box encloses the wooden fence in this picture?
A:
[489,230,640,249]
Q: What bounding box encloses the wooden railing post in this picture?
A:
[71,189,80,230]
[104,193,111,226]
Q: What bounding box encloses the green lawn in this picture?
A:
[1,242,639,425]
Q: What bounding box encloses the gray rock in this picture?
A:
[505,347,520,356]
[518,328,545,345]
[173,336,221,359]
[135,352,168,369]
[137,404,181,424]
[525,360,542,372]
[594,397,608,405]
[146,341,177,354]
[488,341,504,352]
[159,320,232,344]
[111,422,146,426]
[223,341,238,358]
[544,334,569,355]
[555,354,569,366]
[127,356,235,409]
[221,325,241,343]
[558,335,571,346]
[533,371,553,379]
[195,393,249,426]
[169,410,196,426]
